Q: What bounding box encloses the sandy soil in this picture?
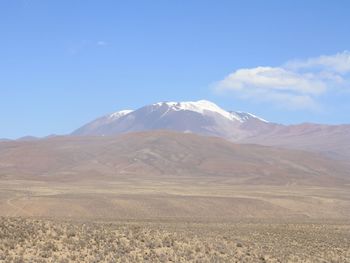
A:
[0,178,349,220]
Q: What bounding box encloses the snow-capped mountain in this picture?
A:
[72,100,269,139]
[71,100,350,161]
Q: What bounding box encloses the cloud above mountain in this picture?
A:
[215,51,350,110]
[285,51,350,74]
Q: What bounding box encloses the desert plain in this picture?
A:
[0,132,349,262]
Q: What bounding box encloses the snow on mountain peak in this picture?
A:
[231,111,269,123]
[107,101,268,124]
[72,100,270,136]
[153,100,244,122]
[109,110,133,120]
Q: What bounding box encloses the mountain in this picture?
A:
[16,136,40,141]
[72,100,269,140]
[240,123,350,161]
[0,131,348,186]
[72,100,350,161]
[73,110,133,136]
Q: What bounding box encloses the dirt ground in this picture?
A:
[0,178,350,220]
[0,217,349,263]
[0,177,349,262]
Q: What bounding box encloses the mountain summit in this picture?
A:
[72,100,268,139]
[72,100,350,160]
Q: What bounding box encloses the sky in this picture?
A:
[1,0,350,138]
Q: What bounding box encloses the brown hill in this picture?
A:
[0,131,348,186]
[1,131,350,220]
[239,123,350,161]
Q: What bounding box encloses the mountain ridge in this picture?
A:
[72,100,269,139]
[71,100,350,161]
[1,130,348,186]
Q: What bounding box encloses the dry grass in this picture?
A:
[1,217,349,263]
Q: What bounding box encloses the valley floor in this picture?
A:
[0,177,350,220]
[0,178,350,262]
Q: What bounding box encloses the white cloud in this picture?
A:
[218,67,326,94]
[215,51,350,110]
[286,51,350,74]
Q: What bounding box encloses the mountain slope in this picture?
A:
[0,131,348,186]
[239,123,350,161]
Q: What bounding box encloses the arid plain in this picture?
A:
[1,132,350,262]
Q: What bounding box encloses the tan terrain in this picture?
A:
[1,217,349,263]
[0,131,349,262]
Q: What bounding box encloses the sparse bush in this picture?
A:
[0,217,349,262]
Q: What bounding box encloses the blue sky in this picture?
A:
[1,0,350,138]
